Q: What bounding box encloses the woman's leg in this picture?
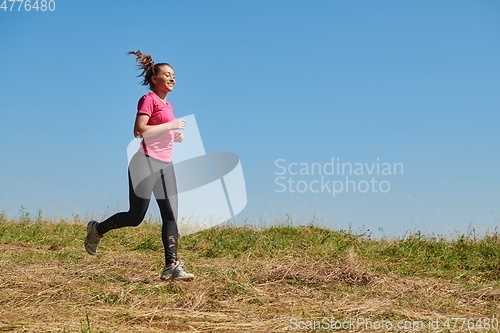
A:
[84,168,152,255]
[96,171,151,235]
[153,163,179,266]
[155,163,194,281]
[96,152,158,235]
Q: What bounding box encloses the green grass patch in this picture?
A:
[1,215,499,283]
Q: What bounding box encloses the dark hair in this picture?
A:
[128,50,173,90]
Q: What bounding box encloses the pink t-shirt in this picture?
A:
[136,92,176,162]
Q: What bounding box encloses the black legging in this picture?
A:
[97,152,179,266]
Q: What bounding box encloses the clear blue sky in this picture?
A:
[1,0,499,237]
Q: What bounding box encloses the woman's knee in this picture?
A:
[127,211,146,227]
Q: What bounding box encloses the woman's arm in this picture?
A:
[134,114,186,138]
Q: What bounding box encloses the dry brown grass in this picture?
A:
[0,223,499,332]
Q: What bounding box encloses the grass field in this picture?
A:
[0,214,499,332]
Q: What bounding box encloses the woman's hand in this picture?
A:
[174,131,184,143]
[168,119,186,130]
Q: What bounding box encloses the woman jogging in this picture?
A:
[84,50,194,281]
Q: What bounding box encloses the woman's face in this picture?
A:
[152,65,176,92]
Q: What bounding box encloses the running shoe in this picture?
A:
[84,220,102,255]
[160,262,195,281]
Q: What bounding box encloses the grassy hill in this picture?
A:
[0,215,499,332]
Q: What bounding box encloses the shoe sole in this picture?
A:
[160,276,195,282]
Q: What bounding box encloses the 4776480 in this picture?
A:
[1,0,56,11]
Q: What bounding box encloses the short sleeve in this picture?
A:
[137,94,155,117]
